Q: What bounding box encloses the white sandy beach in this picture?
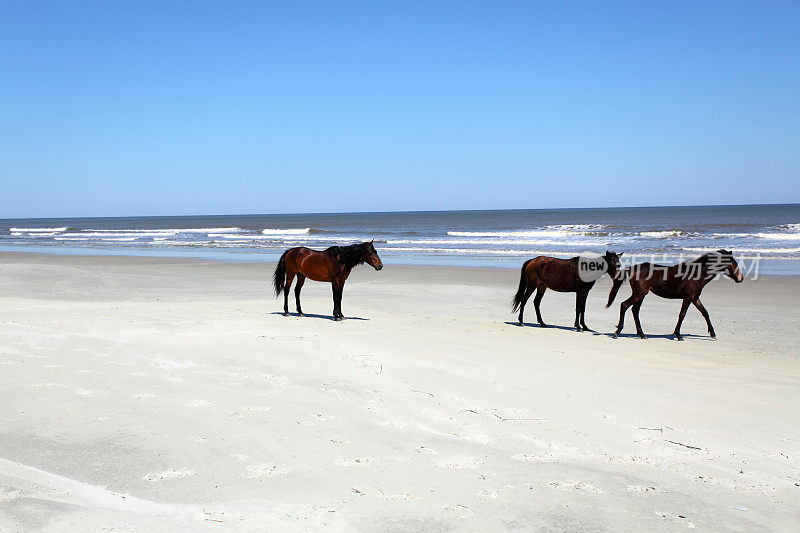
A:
[0,251,798,531]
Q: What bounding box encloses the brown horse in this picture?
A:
[512,251,622,331]
[273,241,383,320]
[607,250,743,340]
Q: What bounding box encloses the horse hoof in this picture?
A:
[674,336,683,341]
[297,313,304,317]
[517,321,524,327]
[639,334,647,339]
[282,312,290,317]
[334,316,343,321]
[539,323,548,328]
[612,333,619,339]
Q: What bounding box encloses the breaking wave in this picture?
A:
[448,230,571,238]
[261,228,312,235]
[10,227,68,232]
[85,227,242,234]
[683,246,800,254]
[638,230,693,238]
[386,238,606,247]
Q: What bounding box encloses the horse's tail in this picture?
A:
[273,250,288,297]
[511,259,533,312]
[606,268,628,308]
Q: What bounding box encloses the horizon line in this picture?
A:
[2,201,799,222]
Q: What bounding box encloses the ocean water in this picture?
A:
[2,204,799,274]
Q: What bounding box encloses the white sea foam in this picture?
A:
[683,246,800,254]
[86,229,173,233]
[755,232,800,240]
[287,235,365,242]
[775,223,800,232]
[382,247,578,256]
[210,233,361,243]
[60,232,177,238]
[639,230,689,238]
[209,234,278,240]
[446,224,605,238]
[9,227,67,232]
[177,227,241,233]
[207,241,253,247]
[713,232,800,240]
[151,240,214,246]
[386,238,606,247]
[209,234,315,241]
[85,227,241,234]
[261,228,311,235]
[448,230,572,238]
[548,224,601,230]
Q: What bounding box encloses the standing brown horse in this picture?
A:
[607,250,743,340]
[273,241,383,320]
[512,251,622,331]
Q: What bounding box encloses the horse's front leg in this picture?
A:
[692,298,715,338]
[673,299,691,341]
[614,295,637,338]
[331,280,344,321]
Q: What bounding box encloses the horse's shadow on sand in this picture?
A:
[504,322,713,341]
[270,312,369,321]
[504,321,605,335]
[607,332,713,341]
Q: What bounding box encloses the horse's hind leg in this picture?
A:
[577,290,590,331]
[283,272,295,316]
[517,287,534,326]
[632,300,646,339]
[614,294,639,338]
[294,274,306,316]
[692,298,715,338]
[673,299,691,341]
[533,286,547,327]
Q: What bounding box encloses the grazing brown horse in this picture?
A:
[273,241,383,320]
[512,251,623,331]
[607,250,743,340]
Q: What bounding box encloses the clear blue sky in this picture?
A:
[2,1,798,218]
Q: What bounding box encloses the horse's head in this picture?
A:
[364,240,383,271]
[603,250,623,280]
[717,249,743,282]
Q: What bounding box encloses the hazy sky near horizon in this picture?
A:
[2,1,799,218]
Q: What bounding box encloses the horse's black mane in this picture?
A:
[691,249,733,264]
[327,242,370,269]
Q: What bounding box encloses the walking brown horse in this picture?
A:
[273,241,383,320]
[607,250,743,340]
[511,251,623,331]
